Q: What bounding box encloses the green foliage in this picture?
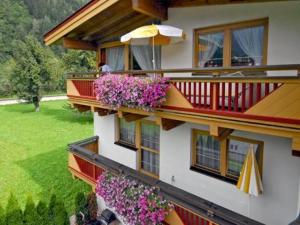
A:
[36,201,50,225]
[23,195,38,225]
[53,200,68,225]
[0,59,16,97]
[0,205,5,225]
[63,50,96,72]
[75,192,87,225]
[87,192,98,221]
[5,193,23,225]
[48,194,57,220]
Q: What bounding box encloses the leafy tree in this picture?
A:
[87,192,98,221]
[62,50,96,72]
[75,192,87,225]
[36,201,50,225]
[12,36,53,111]
[0,204,5,225]
[5,193,23,225]
[0,59,16,97]
[23,195,38,225]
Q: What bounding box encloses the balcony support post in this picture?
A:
[210,125,234,141]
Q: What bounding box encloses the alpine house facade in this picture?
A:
[44,1,300,224]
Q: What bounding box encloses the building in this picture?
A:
[44,1,300,224]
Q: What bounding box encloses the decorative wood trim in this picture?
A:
[92,107,116,116]
[161,118,185,131]
[63,37,97,51]
[118,111,148,122]
[132,0,168,20]
[210,125,234,141]
[100,41,124,49]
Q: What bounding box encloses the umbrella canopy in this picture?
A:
[121,24,185,45]
[121,24,185,70]
[237,145,263,196]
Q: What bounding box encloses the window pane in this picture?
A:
[227,139,259,177]
[141,149,159,176]
[198,32,224,68]
[119,118,135,145]
[195,135,220,171]
[141,122,160,151]
[231,26,264,67]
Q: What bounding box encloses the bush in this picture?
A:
[23,195,38,225]
[5,193,23,225]
[75,192,87,225]
[0,204,5,225]
[53,200,68,225]
[48,194,57,220]
[87,192,98,221]
[36,201,50,225]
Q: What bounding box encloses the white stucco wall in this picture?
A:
[94,113,300,225]
[94,113,137,170]
[161,1,300,76]
[160,123,300,225]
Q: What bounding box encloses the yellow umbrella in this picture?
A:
[237,144,263,196]
[120,24,185,70]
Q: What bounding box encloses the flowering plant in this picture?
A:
[93,75,170,111]
[96,171,173,225]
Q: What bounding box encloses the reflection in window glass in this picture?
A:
[198,32,224,68]
[141,149,159,176]
[141,123,160,151]
[119,118,135,145]
[227,139,259,177]
[231,26,264,67]
[195,135,220,171]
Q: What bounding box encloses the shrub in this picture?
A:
[5,193,23,225]
[87,192,98,221]
[36,201,50,225]
[0,204,5,225]
[53,200,68,225]
[23,195,38,225]
[75,192,87,225]
[48,194,57,220]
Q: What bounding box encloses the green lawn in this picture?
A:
[0,100,93,213]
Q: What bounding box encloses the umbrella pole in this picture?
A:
[152,36,156,76]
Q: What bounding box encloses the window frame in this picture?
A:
[193,18,269,68]
[191,129,263,184]
[115,116,137,151]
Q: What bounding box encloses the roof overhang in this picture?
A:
[43,0,292,49]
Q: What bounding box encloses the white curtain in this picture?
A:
[106,46,124,71]
[199,32,224,67]
[233,26,264,66]
[131,45,161,70]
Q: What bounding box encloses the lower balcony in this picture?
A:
[66,65,300,156]
[68,136,263,225]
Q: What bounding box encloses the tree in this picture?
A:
[75,192,87,225]
[53,200,68,225]
[12,36,53,111]
[87,192,98,222]
[23,195,38,225]
[5,193,23,225]
[36,201,50,225]
[48,194,57,221]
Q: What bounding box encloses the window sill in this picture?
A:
[190,166,237,185]
[114,141,137,152]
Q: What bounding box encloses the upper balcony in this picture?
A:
[66,64,300,156]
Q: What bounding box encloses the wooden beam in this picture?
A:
[73,104,91,112]
[210,125,234,141]
[92,107,116,116]
[118,111,147,122]
[161,118,185,131]
[63,37,97,51]
[292,136,300,156]
[132,0,168,20]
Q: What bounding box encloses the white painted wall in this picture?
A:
[162,1,300,76]
[94,113,137,170]
[160,123,300,225]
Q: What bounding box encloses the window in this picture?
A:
[192,129,263,183]
[116,118,136,147]
[140,121,160,177]
[194,18,268,68]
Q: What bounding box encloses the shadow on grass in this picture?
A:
[16,148,91,211]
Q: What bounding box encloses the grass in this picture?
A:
[0,100,93,213]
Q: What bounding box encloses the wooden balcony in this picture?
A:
[68,137,263,225]
[66,65,300,155]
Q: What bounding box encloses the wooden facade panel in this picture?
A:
[246,84,300,119]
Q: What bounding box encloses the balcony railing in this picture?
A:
[66,64,300,128]
[68,137,263,225]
